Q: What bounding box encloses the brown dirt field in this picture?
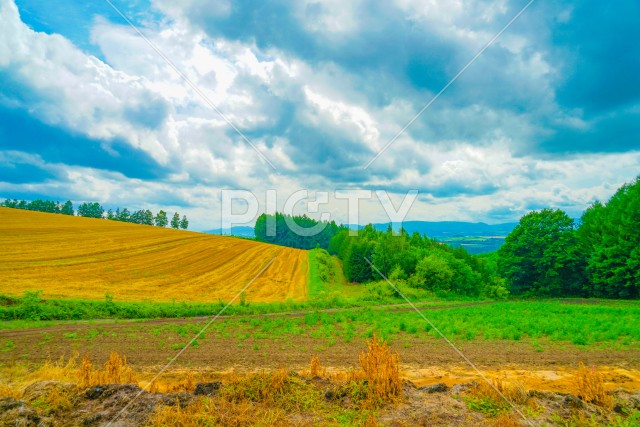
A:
[2,318,640,395]
[0,208,308,303]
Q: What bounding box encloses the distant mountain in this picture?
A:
[203,226,255,238]
[203,221,517,242]
[369,221,518,238]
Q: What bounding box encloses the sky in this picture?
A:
[0,0,639,231]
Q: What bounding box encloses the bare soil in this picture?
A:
[2,316,640,395]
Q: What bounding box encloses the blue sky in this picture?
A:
[0,0,639,230]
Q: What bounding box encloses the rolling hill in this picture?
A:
[0,208,308,303]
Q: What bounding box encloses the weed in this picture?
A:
[38,332,53,346]
[491,412,525,426]
[2,340,15,352]
[77,355,92,388]
[31,384,74,414]
[76,351,136,387]
[221,367,291,404]
[308,355,325,378]
[358,334,402,406]
[464,381,511,417]
[574,362,613,408]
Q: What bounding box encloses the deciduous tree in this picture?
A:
[498,209,584,296]
[155,210,168,227]
[171,212,180,229]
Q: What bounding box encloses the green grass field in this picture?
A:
[3,248,640,354]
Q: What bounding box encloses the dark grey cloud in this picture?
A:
[0,104,171,180]
[0,158,57,184]
[539,109,640,154]
[551,2,640,115]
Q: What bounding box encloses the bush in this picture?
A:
[412,254,454,291]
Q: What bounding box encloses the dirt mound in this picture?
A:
[0,382,193,427]
[2,379,640,426]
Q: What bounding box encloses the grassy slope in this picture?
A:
[0,208,307,303]
[307,248,366,301]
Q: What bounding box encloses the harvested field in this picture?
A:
[0,208,308,303]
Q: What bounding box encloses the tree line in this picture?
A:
[327,224,505,298]
[254,212,340,250]
[1,199,74,215]
[1,198,189,230]
[497,176,639,298]
[253,177,638,300]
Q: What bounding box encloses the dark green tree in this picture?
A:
[27,199,60,213]
[155,210,168,227]
[171,212,180,229]
[115,208,130,222]
[372,226,413,277]
[579,177,640,298]
[254,212,340,250]
[77,202,104,218]
[343,238,375,283]
[498,209,584,296]
[180,215,189,230]
[60,200,74,216]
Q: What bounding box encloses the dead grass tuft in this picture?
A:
[76,352,136,387]
[363,410,379,426]
[148,396,288,427]
[493,379,529,405]
[43,385,74,413]
[309,355,325,378]
[574,362,613,408]
[358,334,402,405]
[490,412,525,427]
[221,367,291,404]
[0,384,21,398]
[77,355,93,388]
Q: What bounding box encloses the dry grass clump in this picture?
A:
[148,368,299,426]
[148,337,401,426]
[148,396,288,427]
[468,378,528,406]
[221,367,290,404]
[77,352,136,387]
[493,379,529,405]
[162,371,196,393]
[309,355,325,378]
[37,353,79,382]
[491,412,525,427]
[464,378,534,425]
[303,336,401,408]
[31,384,75,414]
[358,334,402,405]
[574,362,613,408]
[0,384,21,398]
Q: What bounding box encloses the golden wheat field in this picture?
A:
[0,208,308,303]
